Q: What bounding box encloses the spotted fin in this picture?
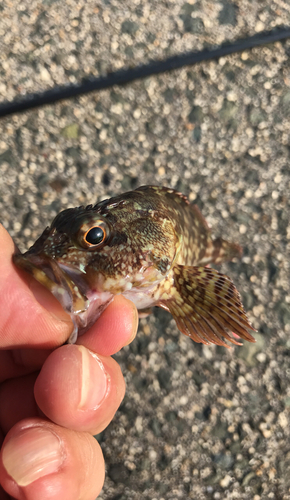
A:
[158,265,256,347]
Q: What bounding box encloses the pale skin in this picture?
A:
[0,224,138,500]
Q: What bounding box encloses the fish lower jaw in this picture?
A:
[67,290,114,343]
[69,287,157,343]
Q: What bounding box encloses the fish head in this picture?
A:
[14,189,180,342]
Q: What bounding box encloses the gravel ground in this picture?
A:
[1,1,290,499]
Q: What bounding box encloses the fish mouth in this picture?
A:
[13,251,113,343]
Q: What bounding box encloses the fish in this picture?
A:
[13,185,256,346]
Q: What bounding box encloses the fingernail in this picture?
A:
[2,427,65,486]
[77,346,110,410]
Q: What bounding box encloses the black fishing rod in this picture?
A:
[0,26,290,118]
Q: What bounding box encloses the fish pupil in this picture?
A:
[86,226,104,245]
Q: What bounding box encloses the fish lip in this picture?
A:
[13,252,89,316]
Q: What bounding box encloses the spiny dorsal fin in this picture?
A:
[158,265,256,347]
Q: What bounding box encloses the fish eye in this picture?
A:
[78,219,110,249]
[85,226,105,245]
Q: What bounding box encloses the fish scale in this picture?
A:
[14,186,256,346]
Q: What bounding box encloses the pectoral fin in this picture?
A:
[158,265,256,347]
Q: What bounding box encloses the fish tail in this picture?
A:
[198,237,243,266]
[211,237,242,264]
[158,265,256,347]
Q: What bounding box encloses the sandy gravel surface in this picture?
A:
[1,1,290,499]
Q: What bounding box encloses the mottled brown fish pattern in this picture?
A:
[14,186,256,346]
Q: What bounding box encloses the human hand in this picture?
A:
[0,224,138,500]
